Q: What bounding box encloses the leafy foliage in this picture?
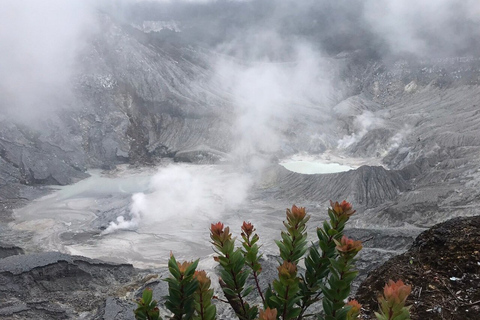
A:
[134,288,162,320]
[275,205,310,264]
[134,201,412,320]
[193,271,216,320]
[164,255,199,320]
[210,222,258,320]
[374,280,412,320]
[241,222,265,305]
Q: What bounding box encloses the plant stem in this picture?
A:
[231,268,248,316]
[253,270,265,305]
[282,285,290,320]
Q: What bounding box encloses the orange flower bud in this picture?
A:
[277,260,297,280]
[241,221,255,237]
[382,279,412,305]
[286,205,307,225]
[259,308,277,320]
[330,200,356,218]
[194,270,211,287]
[335,236,363,255]
[291,205,306,220]
[177,260,193,274]
[346,299,362,319]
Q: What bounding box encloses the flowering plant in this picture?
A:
[134,201,411,320]
[375,280,412,320]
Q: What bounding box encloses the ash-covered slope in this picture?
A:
[76,14,233,165]
[0,12,233,218]
[265,165,409,208]
[264,56,480,227]
[357,58,480,227]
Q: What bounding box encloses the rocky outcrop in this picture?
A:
[0,244,24,259]
[0,252,144,319]
[0,118,88,187]
[355,216,480,320]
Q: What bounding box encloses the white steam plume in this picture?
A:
[337,111,384,149]
[102,164,251,234]
[0,0,96,122]
[214,39,333,172]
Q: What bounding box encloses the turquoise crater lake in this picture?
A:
[280,159,354,174]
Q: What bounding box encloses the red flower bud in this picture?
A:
[291,205,306,220]
[210,222,224,237]
[330,200,356,219]
[335,236,362,255]
[241,221,255,237]
[286,205,307,224]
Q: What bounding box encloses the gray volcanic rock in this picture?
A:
[346,128,394,158]
[0,117,89,221]
[75,14,233,167]
[0,118,88,186]
[265,165,409,209]
[0,252,143,319]
[255,57,480,230]
[0,244,24,259]
[174,145,229,164]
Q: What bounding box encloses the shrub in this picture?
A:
[374,280,412,320]
[134,201,411,320]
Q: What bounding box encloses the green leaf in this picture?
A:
[186,259,199,276]
[286,307,302,319]
[342,272,358,284]
[142,289,153,305]
[242,285,254,297]
[323,298,333,316]
[205,305,216,320]
[222,287,237,297]
[168,256,181,280]
[327,228,338,236]
[269,295,283,307]
[184,283,199,297]
[334,306,349,320]
[319,284,334,301]
[134,309,147,320]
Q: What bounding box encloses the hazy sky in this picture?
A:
[0,1,96,121]
[364,0,480,57]
[1,0,478,123]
